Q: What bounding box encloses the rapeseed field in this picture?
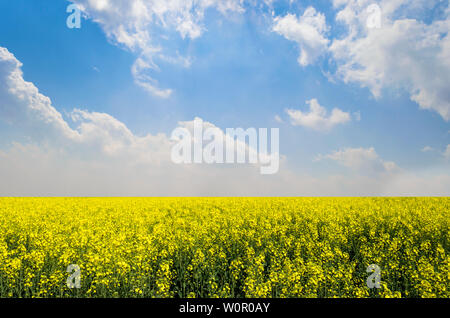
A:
[0,198,448,298]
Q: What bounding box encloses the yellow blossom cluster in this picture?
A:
[0,198,448,298]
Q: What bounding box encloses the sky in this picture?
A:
[0,0,449,196]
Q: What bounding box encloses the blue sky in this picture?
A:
[0,0,449,196]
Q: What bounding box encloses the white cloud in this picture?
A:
[285,98,351,131]
[131,56,173,98]
[316,147,398,174]
[330,0,450,121]
[70,0,246,97]
[421,146,434,152]
[0,47,172,165]
[1,46,448,196]
[274,115,283,123]
[272,7,329,66]
[0,47,78,140]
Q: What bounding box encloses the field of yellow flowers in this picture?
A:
[0,198,448,298]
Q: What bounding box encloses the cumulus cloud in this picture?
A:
[285,98,351,131]
[0,47,172,165]
[272,7,329,66]
[330,0,450,120]
[69,0,246,97]
[316,147,398,174]
[0,48,79,142]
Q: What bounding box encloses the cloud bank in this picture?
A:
[0,47,449,196]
